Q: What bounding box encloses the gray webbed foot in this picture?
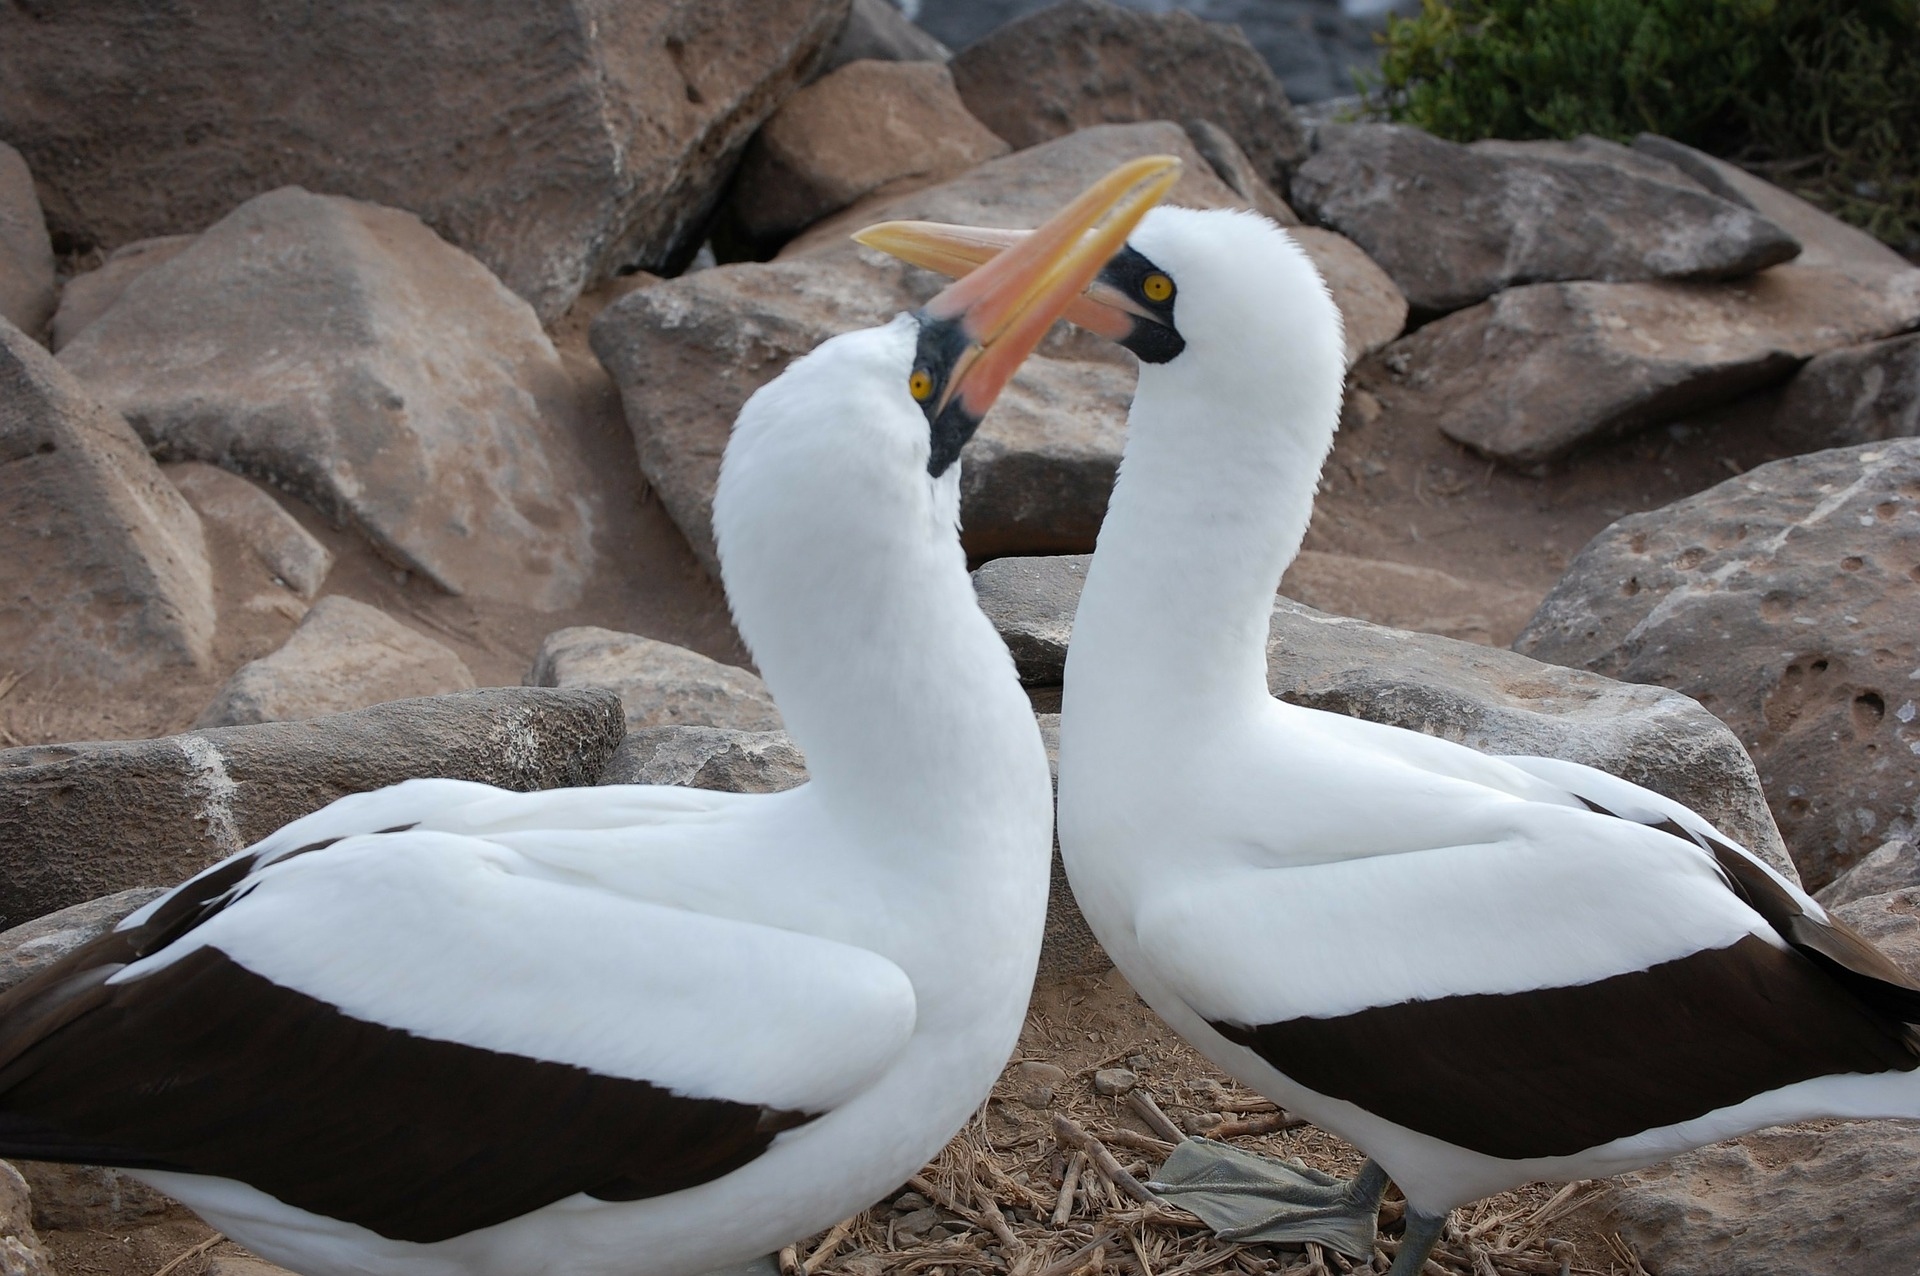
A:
[1148,1140,1389,1257]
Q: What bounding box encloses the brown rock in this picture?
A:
[0,316,215,686]
[197,596,476,728]
[0,0,850,320]
[49,235,195,352]
[599,726,807,793]
[0,1161,49,1276]
[1281,550,1537,647]
[1292,125,1801,315]
[818,0,950,76]
[949,0,1306,190]
[1815,838,1920,910]
[168,462,332,600]
[1010,1059,1067,1108]
[1517,439,1920,887]
[1770,332,1920,453]
[1286,228,1406,365]
[728,59,1007,248]
[0,143,54,342]
[530,627,782,733]
[1181,119,1298,228]
[58,187,597,610]
[9,1163,169,1231]
[0,686,625,927]
[0,887,167,995]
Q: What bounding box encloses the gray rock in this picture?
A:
[529,627,782,733]
[1770,332,1920,454]
[0,315,215,686]
[0,686,624,928]
[1181,119,1300,228]
[949,0,1307,190]
[168,462,333,600]
[197,596,476,729]
[0,1161,50,1276]
[0,887,167,994]
[1093,1067,1139,1097]
[0,0,849,320]
[1519,440,1920,888]
[971,555,1796,880]
[49,235,195,352]
[1285,229,1406,365]
[819,0,950,76]
[728,59,1006,249]
[58,187,597,610]
[0,142,54,342]
[1010,1059,1067,1108]
[1816,839,1920,910]
[599,726,808,793]
[1291,125,1801,315]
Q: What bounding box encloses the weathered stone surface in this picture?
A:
[530,627,782,733]
[1770,332,1920,454]
[949,0,1307,189]
[1816,838,1920,910]
[0,142,54,342]
[818,0,950,78]
[1287,228,1405,364]
[58,188,596,609]
[599,725,808,792]
[972,555,1796,879]
[0,686,624,928]
[198,596,476,729]
[1519,440,1920,888]
[11,1162,169,1231]
[729,60,1007,247]
[1181,119,1298,229]
[0,317,215,686]
[0,0,850,320]
[1292,125,1801,315]
[1382,265,1920,470]
[0,1161,50,1276]
[168,462,332,600]
[49,235,195,352]
[1281,550,1537,647]
[0,887,167,995]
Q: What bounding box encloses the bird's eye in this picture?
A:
[909,369,935,401]
[1142,272,1174,304]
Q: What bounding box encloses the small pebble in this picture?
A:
[893,1206,943,1243]
[1092,1067,1138,1097]
[1011,1060,1066,1109]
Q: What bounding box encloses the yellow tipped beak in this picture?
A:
[855,156,1179,420]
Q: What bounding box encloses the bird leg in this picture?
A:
[1384,1207,1447,1276]
[1147,1140,1389,1257]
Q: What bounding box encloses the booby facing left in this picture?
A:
[0,156,1181,1276]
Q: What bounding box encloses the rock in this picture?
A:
[58,187,596,610]
[949,0,1307,190]
[1769,333,1920,454]
[1291,125,1801,315]
[1010,1059,1067,1108]
[1092,1067,1139,1097]
[0,316,215,686]
[728,60,1007,249]
[819,0,950,76]
[0,887,168,994]
[0,143,54,342]
[49,235,195,352]
[1518,440,1920,888]
[1381,265,1920,470]
[1181,119,1299,228]
[10,1162,170,1231]
[1280,550,1537,647]
[0,0,850,320]
[1285,228,1405,365]
[1816,839,1920,910]
[598,726,808,793]
[0,686,624,927]
[168,462,333,600]
[197,596,476,729]
[0,1161,49,1276]
[972,555,1797,880]
[1829,885,1920,972]
[529,627,782,733]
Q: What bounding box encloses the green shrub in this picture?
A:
[1370,0,1920,253]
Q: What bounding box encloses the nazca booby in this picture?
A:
[0,156,1181,1276]
[860,205,1920,1275]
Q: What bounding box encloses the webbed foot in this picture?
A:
[1148,1140,1389,1258]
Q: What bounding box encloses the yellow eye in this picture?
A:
[908,369,935,401]
[1142,272,1174,303]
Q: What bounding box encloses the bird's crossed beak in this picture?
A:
[868,155,1180,425]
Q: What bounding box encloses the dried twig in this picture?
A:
[1037,1231,1118,1276]
[801,1218,855,1275]
[1053,1150,1086,1226]
[1054,1114,1162,1207]
[777,1244,802,1276]
[149,1235,224,1276]
[1202,1111,1306,1140]
[1128,1090,1188,1145]
[1108,1127,1179,1159]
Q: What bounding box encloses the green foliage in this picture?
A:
[1370,0,1920,252]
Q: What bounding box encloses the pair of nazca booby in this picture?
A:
[6,153,1920,1276]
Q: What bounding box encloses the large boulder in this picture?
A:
[48,235,195,352]
[197,596,476,728]
[1816,838,1920,910]
[971,554,1796,880]
[0,686,624,928]
[1291,126,1800,315]
[57,187,597,610]
[0,0,850,320]
[0,142,55,341]
[0,887,167,995]
[0,317,215,686]
[817,0,950,76]
[599,725,807,792]
[948,0,1307,190]
[0,1161,49,1276]
[726,59,1007,250]
[1518,440,1920,888]
[168,462,333,601]
[1768,333,1920,454]
[529,627,782,733]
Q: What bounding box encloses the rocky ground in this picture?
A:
[5,1,1920,1274]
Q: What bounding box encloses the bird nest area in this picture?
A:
[785,972,1651,1276]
